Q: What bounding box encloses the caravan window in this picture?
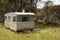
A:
[17,16,29,22]
[17,16,21,22]
[30,16,35,21]
[8,16,10,19]
[13,16,16,21]
[22,16,29,22]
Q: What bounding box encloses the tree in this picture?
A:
[42,1,53,24]
[8,0,36,12]
[0,0,9,23]
[0,0,37,23]
[41,2,60,25]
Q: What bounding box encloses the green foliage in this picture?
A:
[39,5,60,25]
[0,0,36,23]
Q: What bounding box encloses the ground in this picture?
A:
[0,24,60,40]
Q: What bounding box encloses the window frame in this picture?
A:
[21,16,29,22]
[8,16,10,19]
[13,16,16,22]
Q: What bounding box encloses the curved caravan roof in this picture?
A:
[5,12,35,16]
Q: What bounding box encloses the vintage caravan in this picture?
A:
[4,12,35,31]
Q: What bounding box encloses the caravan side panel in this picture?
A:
[17,22,35,30]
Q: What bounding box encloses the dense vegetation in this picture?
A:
[0,0,60,26]
[0,0,36,23]
[37,5,60,26]
[36,1,60,26]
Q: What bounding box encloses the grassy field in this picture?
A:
[0,24,60,40]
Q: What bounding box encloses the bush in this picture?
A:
[36,20,45,25]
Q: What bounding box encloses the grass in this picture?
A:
[0,24,60,40]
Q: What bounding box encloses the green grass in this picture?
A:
[0,24,60,40]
